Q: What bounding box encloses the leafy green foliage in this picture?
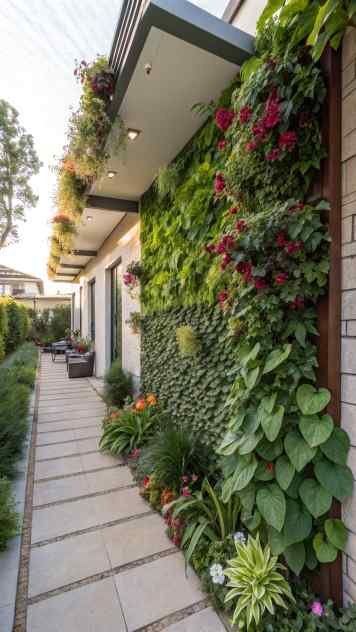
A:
[172,479,241,565]
[0,477,18,551]
[224,534,294,629]
[141,305,236,447]
[100,406,159,456]
[1,298,30,354]
[139,425,211,492]
[29,305,71,343]
[0,299,8,361]
[175,325,201,356]
[104,359,133,407]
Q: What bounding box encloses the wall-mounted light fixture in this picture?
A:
[127,128,141,141]
[86,215,93,222]
[107,170,117,179]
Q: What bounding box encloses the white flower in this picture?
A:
[210,563,223,577]
[234,531,246,544]
[212,573,225,585]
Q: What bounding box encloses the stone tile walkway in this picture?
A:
[12,353,226,631]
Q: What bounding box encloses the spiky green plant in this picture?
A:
[99,407,158,456]
[224,534,294,631]
[176,325,201,356]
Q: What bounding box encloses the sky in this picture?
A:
[0,0,229,294]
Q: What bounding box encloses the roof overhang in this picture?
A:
[53,0,254,282]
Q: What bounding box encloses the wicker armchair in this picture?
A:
[68,352,95,378]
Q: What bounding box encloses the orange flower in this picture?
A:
[146,393,157,406]
[160,489,176,506]
[135,398,146,412]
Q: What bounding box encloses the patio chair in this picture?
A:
[51,340,71,362]
[68,352,95,378]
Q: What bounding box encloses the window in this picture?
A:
[88,280,96,342]
[111,263,122,363]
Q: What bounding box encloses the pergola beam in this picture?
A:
[60,263,85,269]
[72,250,98,257]
[86,195,139,213]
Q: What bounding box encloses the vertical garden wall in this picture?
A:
[139,6,353,588]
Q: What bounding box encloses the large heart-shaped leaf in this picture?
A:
[261,405,285,442]
[268,526,287,555]
[296,384,331,415]
[243,366,260,390]
[238,431,263,455]
[256,483,286,532]
[315,458,354,502]
[284,431,317,472]
[275,456,295,491]
[263,344,292,374]
[231,455,258,492]
[320,427,350,465]
[313,532,338,563]
[216,431,239,456]
[283,499,312,545]
[299,414,334,448]
[299,478,332,518]
[240,342,261,367]
[284,542,305,576]
[325,519,347,551]
[257,438,283,461]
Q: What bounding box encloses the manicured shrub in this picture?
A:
[0,299,8,362]
[3,299,29,353]
[0,477,18,551]
[104,359,133,406]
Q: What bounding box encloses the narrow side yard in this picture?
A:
[16,354,224,632]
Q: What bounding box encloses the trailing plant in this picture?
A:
[126,311,141,334]
[175,325,201,356]
[103,359,133,407]
[138,425,211,493]
[155,163,182,200]
[100,397,159,456]
[224,534,294,630]
[191,536,236,613]
[0,477,18,551]
[171,479,241,566]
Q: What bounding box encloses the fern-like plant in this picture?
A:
[155,163,181,200]
[176,325,201,357]
[224,534,294,631]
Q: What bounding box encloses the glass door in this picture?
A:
[89,280,96,342]
[111,263,122,363]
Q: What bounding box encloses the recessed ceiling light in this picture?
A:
[107,170,117,179]
[86,215,93,222]
[127,128,141,141]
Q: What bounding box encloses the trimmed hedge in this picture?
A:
[0,297,30,356]
[141,305,236,448]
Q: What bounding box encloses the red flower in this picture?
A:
[229,206,239,215]
[172,534,181,547]
[216,235,235,254]
[235,219,247,233]
[123,272,137,286]
[143,476,151,489]
[218,290,229,305]
[215,108,234,132]
[275,272,288,285]
[239,106,252,124]
[276,231,288,247]
[290,296,305,310]
[286,240,303,255]
[254,277,268,290]
[214,173,226,194]
[205,243,216,254]
[262,92,280,129]
[181,475,189,484]
[266,462,274,473]
[182,486,191,497]
[252,120,267,141]
[289,202,305,213]
[246,140,258,152]
[218,139,227,151]
[278,131,297,151]
[265,148,281,162]
[221,253,232,270]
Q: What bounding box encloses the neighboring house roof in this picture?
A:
[0,264,44,295]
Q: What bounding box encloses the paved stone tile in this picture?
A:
[29,532,110,596]
[0,537,20,607]
[38,410,104,424]
[0,604,14,631]
[76,437,100,452]
[31,496,98,542]
[85,466,133,494]
[38,419,101,432]
[74,427,101,441]
[38,400,103,413]
[36,429,76,445]
[33,474,89,506]
[80,451,119,471]
[27,577,126,632]
[92,488,149,524]
[115,553,204,631]
[103,514,171,567]
[35,455,83,480]
[39,389,94,399]
[164,608,226,631]
[36,441,81,460]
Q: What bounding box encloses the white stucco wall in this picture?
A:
[231,0,266,34]
[72,214,141,384]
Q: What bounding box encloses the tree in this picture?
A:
[0,100,41,248]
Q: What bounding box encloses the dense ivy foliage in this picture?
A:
[141,305,235,447]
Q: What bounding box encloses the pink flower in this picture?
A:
[214,173,226,194]
[172,534,181,547]
[252,120,267,141]
[262,92,280,129]
[236,261,252,283]
[254,277,268,290]
[182,486,191,497]
[191,474,198,482]
[266,148,280,162]
[275,272,288,285]
[128,448,141,460]
[246,140,258,152]
[218,139,227,151]
[278,131,297,151]
[276,231,288,247]
[290,296,305,310]
[181,475,189,484]
[221,253,232,270]
[216,235,235,254]
[239,106,252,124]
[229,206,239,215]
[286,240,303,255]
[123,272,137,286]
[215,108,234,132]
[311,601,324,617]
[218,290,229,304]
[235,219,247,233]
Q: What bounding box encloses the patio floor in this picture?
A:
[15,353,225,632]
